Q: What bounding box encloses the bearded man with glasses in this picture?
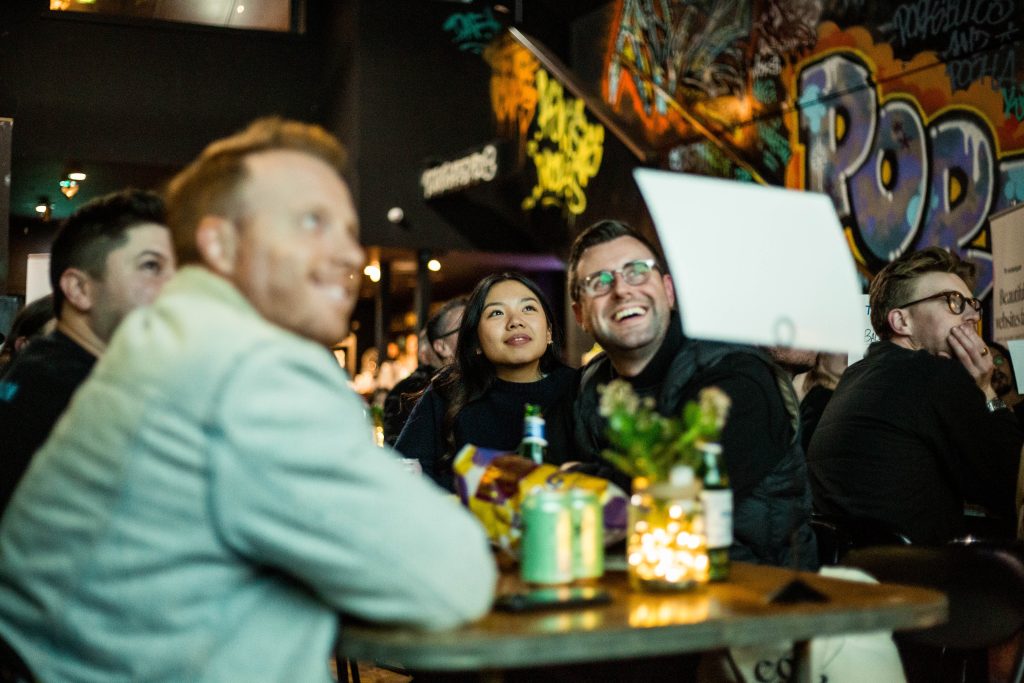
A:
[565,219,817,570]
[807,247,1023,544]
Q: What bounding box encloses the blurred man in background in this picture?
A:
[808,247,1022,543]
[382,296,466,445]
[0,189,173,511]
[0,294,55,375]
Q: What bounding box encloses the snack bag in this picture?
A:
[453,444,627,552]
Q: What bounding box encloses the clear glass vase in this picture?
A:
[626,476,709,591]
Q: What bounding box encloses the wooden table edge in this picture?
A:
[338,567,947,672]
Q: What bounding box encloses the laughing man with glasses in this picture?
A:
[807,247,1023,544]
[564,219,817,571]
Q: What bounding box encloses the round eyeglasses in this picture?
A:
[894,290,982,315]
[578,259,660,298]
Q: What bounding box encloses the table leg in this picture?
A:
[792,640,812,683]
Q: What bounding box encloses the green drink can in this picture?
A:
[520,488,573,585]
[568,488,604,581]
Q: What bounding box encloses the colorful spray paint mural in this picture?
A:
[485,36,606,219]
[521,68,606,217]
[443,6,503,54]
[596,0,1024,296]
[485,37,540,152]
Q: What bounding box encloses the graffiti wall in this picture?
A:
[590,0,1024,297]
[521,68,606,216]
[484,35,608,222]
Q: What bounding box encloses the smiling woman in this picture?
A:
[394,272,577,492]
[476,279,554,383]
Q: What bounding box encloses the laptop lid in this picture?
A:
[634,168,863,354]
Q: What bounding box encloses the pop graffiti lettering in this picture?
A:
[794,50,1024,294]
[523,69,605,217]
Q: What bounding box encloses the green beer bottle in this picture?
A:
[518,403,547,465]
[370,405,385,448]
[698,441,732,581]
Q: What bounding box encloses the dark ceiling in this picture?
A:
[2,0,325,224]
[2,0,609,219]
[0,0,608,310]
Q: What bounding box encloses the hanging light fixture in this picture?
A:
[59,162,85,198]
[364,262,382,283]
[35,197,52,221]
[59,179,79,199]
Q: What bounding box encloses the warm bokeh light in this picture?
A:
[627,593,710,627]
[67,171,87,181]
[364,263,381,283]
[628,490,709,591]
[427,259,441,272]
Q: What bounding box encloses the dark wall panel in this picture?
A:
[341,0,498,249]
[0,1,328,218]
[0,119,10,293]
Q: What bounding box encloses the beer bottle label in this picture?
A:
[700,489,733,548]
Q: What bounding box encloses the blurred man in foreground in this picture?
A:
[0,190,173,511]
[0,119,495,682]
[808,247,1022,542]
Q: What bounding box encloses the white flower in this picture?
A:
[699,387,731,429]
[598,379,639,417]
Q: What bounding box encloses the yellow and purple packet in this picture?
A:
[453,444,627,553]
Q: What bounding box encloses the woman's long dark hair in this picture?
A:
[434,272,565,460]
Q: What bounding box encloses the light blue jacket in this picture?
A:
[0,266,496,682]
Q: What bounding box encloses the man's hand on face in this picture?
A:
[949,323,996,399]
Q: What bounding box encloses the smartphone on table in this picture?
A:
[493,586,612,613]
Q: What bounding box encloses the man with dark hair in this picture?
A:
[0,118,494,682]
[425,296,467,365]
[567,219,816,569]
[807,247,1022,543]
[382,297,467,444]
[0,189,173,510]
[0,294,54,375]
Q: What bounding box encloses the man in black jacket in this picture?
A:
[807,247,1022,543]
[567,219,816,569]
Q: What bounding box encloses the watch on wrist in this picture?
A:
[986,397,1009,413]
